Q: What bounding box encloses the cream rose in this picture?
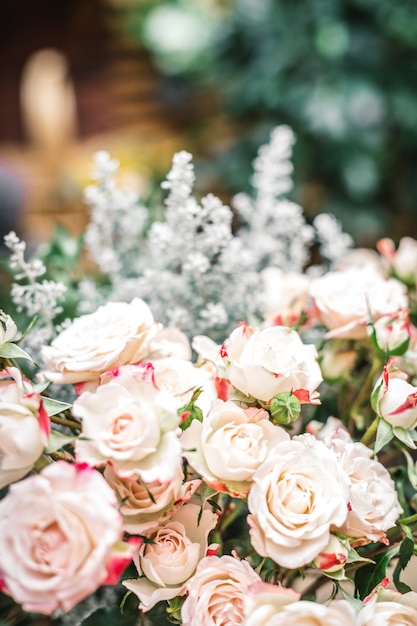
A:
[247,434,350,568]
[0,461,132,615]
[123,501,218,611]
[181,399,289,497]
[104,463,200,534]
[330,439,403,545]
[0,366,49,489]
[41,298,160,384]
[242,582,300,626]
[221,323,322,403]
[73,366,181,482]
[181,555,261,626]
[310,268,408,339]
[358,589,417,625]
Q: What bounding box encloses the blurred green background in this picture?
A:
[1,0,417,252]
[117,0,417,246]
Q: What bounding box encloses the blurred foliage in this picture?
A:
[118,0,417,245]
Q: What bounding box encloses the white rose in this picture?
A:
[104,463,200,534]
[330,439,403,545]
[181,555,261,626]
[310,268,408,339]
[181,399,290,497]
[73,366,181,482]
[373,369,417,430]
[0,366,49,489]
[222,323,322,403]
[0,462,132,615]
[260,267,310,327]
[42,298,160,384]
[123,501,218,611]
[358,589,417,625]
[247,434,350,568]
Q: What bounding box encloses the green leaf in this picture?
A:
[354,547,398,600]
[374,418,394,454]
[399,536,414,570]
[0,342,32,361]
[46,430,76,453]
[402,449,417,489]
[391,536,414,593]
[393,426,417,449]
[80,606,137,626]
[41,396,72,416]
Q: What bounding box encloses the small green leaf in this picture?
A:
[0,342,32,361]
[46,430,76,453]
[374,418,394,454]
[393,426,417,449]
[42,396,72,416]
[392,536,414,592]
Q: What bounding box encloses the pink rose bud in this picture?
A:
[313,535,348,573]
[373,365,417,430]
[368,310,411,356]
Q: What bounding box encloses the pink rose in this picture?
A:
[310,268,408,339]
[247,434,350,568]
[42,298,160,384]
[181,398,289,497]
[0,462,133,614]
[104,463,201,534]
[221,323,322,403]
[331,439,403,545]
[181,555,261,626]
[123,501,218,611]
[0,366,49,489]
[73,365,181,482]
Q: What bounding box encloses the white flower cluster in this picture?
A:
[81,126,353,341]
[233,125,315,272]
[3,231,66,342]
[84,151,148,279]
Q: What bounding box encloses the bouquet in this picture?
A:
[1,126,417,626]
